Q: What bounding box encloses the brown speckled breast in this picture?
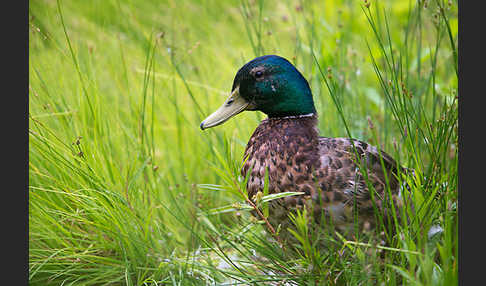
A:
[241,115,405,241]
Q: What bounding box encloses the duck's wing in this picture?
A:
[317,137,407,209]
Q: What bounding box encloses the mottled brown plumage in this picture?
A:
[242,114,406,240]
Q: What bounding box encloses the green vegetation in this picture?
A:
[29,0,457,284]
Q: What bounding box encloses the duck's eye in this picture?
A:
[255,71,263,78]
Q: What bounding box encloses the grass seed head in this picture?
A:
[367,116,374,130]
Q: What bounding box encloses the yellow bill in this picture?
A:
[200,86,254,130]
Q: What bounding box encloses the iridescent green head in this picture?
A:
[200,55,316,130]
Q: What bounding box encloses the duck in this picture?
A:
[200,55,407,241]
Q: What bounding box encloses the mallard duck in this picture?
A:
[200,55,406,240]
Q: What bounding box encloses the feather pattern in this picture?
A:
[241,114,406,239]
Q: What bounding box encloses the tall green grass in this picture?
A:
[29,0,457,284]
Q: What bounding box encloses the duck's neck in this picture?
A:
[243,113,321,163]
[269,112,316,120]
[263,113,319,137]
